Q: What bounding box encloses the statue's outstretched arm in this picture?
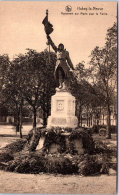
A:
[66,51,75,70]
[47,35,57,52]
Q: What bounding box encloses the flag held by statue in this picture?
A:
[42,12,54,35]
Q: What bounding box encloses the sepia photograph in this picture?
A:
[0,1,117,194]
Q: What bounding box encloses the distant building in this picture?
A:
[80,105,117,128]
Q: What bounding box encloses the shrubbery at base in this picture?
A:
[0,127,116,176]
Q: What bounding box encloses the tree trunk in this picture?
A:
[78,104,82,127]
[87,113,88,127]
[81,115,82,126]
[19,103,23,138]
[33,107,37,128]
[106,104,111,139]
[16,108,20,134]
[43,110,47,127]
[16,106,23,138]
[89,116,90,127]
[78,113,81,127]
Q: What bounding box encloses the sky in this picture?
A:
[0,1,117,67]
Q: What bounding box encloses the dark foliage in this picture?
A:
[94,140,117,171]
[69,128,95,154]
[0,139,26,169]
[0,152,14,163]
[78,154,109,176]
[6,152,46,174]
[1,139,27,154]
[94,140,116,156]
[6,152,78,174]
[43,128,66,153]
[5,152,110,175]
[44,155,78,174]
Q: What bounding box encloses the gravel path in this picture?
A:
[0,171,117,194]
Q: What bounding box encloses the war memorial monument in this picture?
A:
[42,10,78,129]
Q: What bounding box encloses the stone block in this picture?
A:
[36,136,45,150]
[47,91,78,128]
[72,138,84,154]
[48,143,60,154]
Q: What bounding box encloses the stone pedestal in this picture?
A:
[47,91,78,128]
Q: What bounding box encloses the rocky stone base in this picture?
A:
[36,128,94,155]
[37,132,84,154]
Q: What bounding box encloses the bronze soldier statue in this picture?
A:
[47,35,75,91]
